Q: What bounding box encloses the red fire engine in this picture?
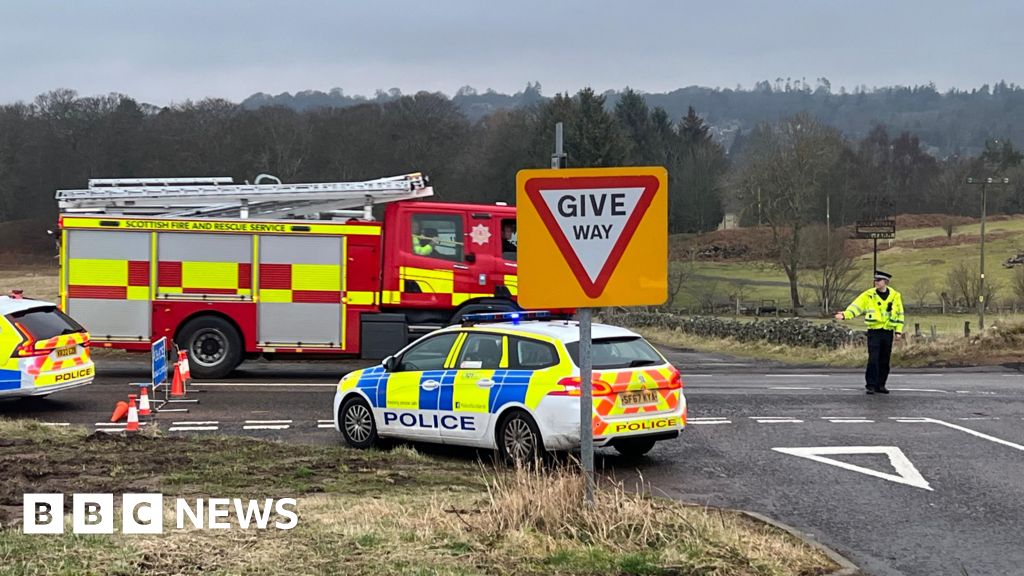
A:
[56,173,521,377]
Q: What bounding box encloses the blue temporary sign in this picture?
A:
[152,337,168,388]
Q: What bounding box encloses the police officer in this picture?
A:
[834,271,905,394]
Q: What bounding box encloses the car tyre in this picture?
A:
[496,410,544,466]
[339,396,379,449]
[178,315,243,379]
[613,438,657,458]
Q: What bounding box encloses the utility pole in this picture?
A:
[824,192,831,315]
[966,176,1010,331]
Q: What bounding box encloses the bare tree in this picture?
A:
[946,262,999,311]
[731,114,845,314]
[910,277,934,308]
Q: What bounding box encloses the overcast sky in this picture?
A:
[3,0,1023,106]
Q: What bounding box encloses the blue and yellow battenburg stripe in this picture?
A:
[340,365,564,412]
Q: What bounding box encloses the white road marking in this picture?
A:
[317,419,333,424]
[957,417,1000,421]
[888,388,947,393]
[244,420,293,424]
[243,425,290,430]
[824,417,874,423]
[772,446,933,491]
[171,421,219,425]
[689,420,732,425]
[168,426,219,432]
[317,424,335,429]
[753,418,804,423]
[898,417,1024,452]
[199,383,337,388]
[764,374,828,378]
[770,386,815,390]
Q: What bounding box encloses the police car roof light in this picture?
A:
[461,310,550,326]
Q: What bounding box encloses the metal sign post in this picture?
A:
[854,219,896,272]
[550,123,596,504]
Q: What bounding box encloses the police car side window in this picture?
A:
[396,333,459,372]
[512,338,558,370]
[456,333,504,370]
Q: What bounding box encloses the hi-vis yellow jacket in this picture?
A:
[843,288,905,333]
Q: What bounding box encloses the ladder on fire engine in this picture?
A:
[55,172,433,220]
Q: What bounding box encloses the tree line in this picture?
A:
[1,88,1022,257]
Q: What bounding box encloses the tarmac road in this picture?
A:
[3,349,1023,576]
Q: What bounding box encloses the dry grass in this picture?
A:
[0,421,837,576]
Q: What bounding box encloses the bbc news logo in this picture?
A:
[23,494,298,534]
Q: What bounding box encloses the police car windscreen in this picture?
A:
[566,337,664,370]
[8,307,85,340]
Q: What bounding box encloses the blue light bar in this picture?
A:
[461,311,551,325]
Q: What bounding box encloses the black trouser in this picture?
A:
[865,329,894,390]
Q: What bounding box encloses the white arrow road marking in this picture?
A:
[772,446,932,491]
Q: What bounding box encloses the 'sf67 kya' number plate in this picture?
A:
[620,390,658,406]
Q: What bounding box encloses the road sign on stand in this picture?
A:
[516,167,668,308]
[152,337,167,390]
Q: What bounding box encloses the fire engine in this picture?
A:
[55,173,522,378]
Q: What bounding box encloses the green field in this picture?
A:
[673,216,1024,318]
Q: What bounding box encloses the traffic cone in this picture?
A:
[138,386,152,418]
[110,401,128,422]
[170,363,186,398]
[126,394,140,432]
[179,350,191,383]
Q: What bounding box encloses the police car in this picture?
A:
[0,296,95,398]
[333,312,686,461]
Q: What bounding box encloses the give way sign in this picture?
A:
[516,167,668,307]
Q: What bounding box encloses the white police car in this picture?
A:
[333,312,686,461]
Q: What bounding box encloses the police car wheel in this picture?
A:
[340,396,379,449]
[497,410,543,465]
[614,438,657,458]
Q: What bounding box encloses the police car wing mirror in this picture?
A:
[382,355,397,372]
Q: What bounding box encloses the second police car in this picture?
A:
[333,312,685,461]
[0,295,95,398]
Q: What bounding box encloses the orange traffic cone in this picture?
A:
[170,363,186,398]
[126,394,140,432]
[110,401,128,422]
[138,386,152,418]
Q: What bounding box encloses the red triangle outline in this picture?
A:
[525,175,660,299]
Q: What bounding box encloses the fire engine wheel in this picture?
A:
[339,396,379,449]
[178,316,243,379]
[496,410,544,466]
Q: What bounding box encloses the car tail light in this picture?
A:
[551,376,613,397]
[13,322,50,357]
[665,369,684,390]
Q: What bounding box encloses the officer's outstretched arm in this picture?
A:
[842,293,867,320]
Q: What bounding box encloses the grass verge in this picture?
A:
[639,319,1024,368]
[0,419,837,575]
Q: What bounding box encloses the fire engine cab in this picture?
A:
[55,173,521,378]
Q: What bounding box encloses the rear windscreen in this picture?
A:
[565,337,664,370]
[7,307,85,340]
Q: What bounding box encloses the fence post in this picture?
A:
[964,321,970,338]
[930,324,936,338]
[914,323,920,337]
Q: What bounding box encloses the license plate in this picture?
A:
[619,391,658,406]
[56,345,76,358]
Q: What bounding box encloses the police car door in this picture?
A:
[380,332,460,441]
[440,332,505,445]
